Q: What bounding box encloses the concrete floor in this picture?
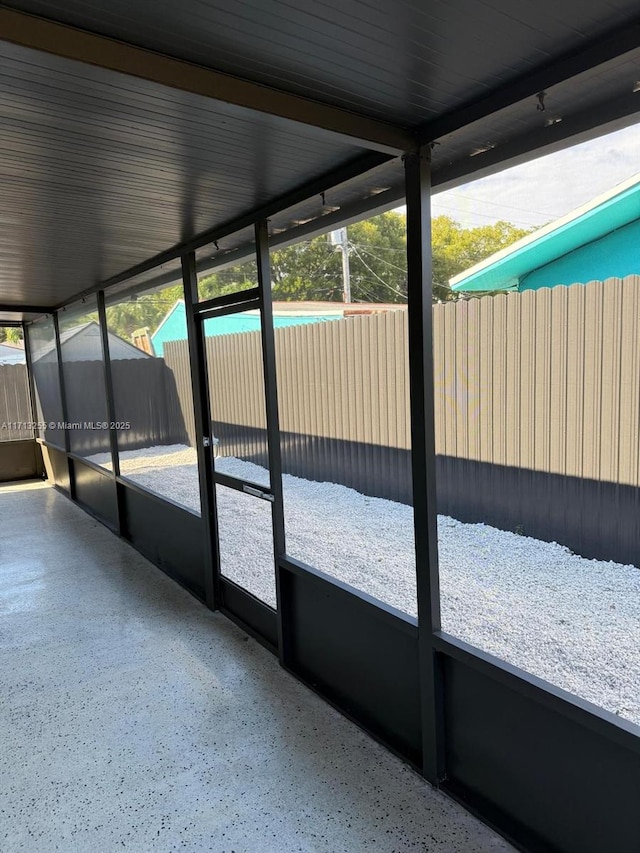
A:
[0,481,514,853]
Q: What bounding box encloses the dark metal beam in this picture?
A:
[0,8,414,156]
[22,321,39,430]
[196,288,261,316]
[96,291,121,482]
[419,17,640,144]
[0,305,52,315]
[182,251,219,610]
[255,218,287,661]
[198,297,261,321]
[52,309,74,496]
[404,148,445,785]
[431,92,640,193]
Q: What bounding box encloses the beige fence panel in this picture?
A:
[434,276,640,487]
[201,311,410,448]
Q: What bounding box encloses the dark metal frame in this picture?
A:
[97,292,121,482]
[188,230,285,639]
[255,219,287,658]
[404,148,446,784]
[52,310,75,497]
[182,251,219,609]
[18,132,640,853]
[21,321,38,434]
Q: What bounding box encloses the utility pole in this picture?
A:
[328,227,351,302]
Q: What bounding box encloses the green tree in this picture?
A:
[267,211,408,303]
[431,217,533,300]
[104,284,183,341]
[267,212,531,305]
[103,212,533,342]
[198,260,260,301]
[197,212,410,304]
[0,327,22,344]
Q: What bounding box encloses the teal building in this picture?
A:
[450,175,640,294]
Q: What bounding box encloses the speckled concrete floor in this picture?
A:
[0,480,514,853]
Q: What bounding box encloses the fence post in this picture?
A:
[404,146,446,785]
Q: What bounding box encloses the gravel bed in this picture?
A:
[96,445,640,727]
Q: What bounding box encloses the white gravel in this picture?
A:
[95,444,640,727]
[89,444,202,512]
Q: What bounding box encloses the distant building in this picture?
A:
[0,341,26,365]
[33,321,150,362]
[451,174,640,294]
[152,300,406,356]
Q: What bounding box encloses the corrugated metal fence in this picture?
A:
[0,364,33,441]
[433,276,640,564]
[433,276,640,487]
[42,358,191,456]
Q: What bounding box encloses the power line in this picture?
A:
[430,200,538,229]
[348,243,407,300]
[350,244,407,273]
[439,189,558,221]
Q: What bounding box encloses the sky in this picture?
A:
[415,120,640,231]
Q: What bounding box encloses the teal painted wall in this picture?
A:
[152,301,335,356]
[520,219,640,291]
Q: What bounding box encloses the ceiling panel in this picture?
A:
[4,0,640,124]
[0,40,369,308]
[0,311,43,323]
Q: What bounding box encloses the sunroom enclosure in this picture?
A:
[5,148,636,853]
[1,4,640,852]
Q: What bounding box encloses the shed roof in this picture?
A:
[31,321,150,361]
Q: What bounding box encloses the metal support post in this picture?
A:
[182,251,219,610]
[404,147,446,785]
[255,219,287,659]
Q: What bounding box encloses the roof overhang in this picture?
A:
[2,3,640,314]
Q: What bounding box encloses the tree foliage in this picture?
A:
[104,286,183,342]
[431,217,532,299]
[0,327,22,344]
[102,212,532,342]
